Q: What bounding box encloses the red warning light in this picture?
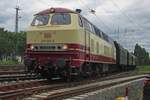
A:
[50,8,55,13]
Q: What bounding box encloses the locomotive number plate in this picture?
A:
[44,33,52,38]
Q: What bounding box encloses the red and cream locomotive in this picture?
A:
[24,8,136,80]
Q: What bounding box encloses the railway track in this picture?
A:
[0,71,146,100]
[0,64,25,76]
[0,71,26,75]
[0,74,41,83]
[0,65,25,71]
[0,79,50,100]
[40,75,145,100]
[0,65,42,83]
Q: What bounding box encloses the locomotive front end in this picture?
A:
[24,8,83,79]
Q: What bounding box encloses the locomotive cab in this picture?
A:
[25,8,84,79]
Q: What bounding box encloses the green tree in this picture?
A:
[0,28,26,60]
[134,44,150,65]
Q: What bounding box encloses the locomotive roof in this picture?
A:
[36,7,77,15]
[35,7,115,45]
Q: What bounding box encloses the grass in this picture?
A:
[137,65,150,74]
[0,60,24,71]
[0,59,21,65]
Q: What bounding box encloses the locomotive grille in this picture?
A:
[32,44,65,51]
[39,45,56,49]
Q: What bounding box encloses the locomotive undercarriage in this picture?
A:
[24,57,122,81]
[24,57,80,80]
[81,62,119,78]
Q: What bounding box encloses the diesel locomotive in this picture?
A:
[24,8,136,80]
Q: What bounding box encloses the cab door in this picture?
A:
[79,16,90,62]
[83,19,91,62]
[84,28,90,61]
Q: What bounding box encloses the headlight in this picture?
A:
[30,45,34,50]
[63,45,68,50]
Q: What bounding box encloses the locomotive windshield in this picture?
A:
[31,15,49,26]
[51,13,71,25]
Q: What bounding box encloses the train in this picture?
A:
[24,8,136,80]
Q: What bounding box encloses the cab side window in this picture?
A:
[83,19,89,30]
[78,16,83,27]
